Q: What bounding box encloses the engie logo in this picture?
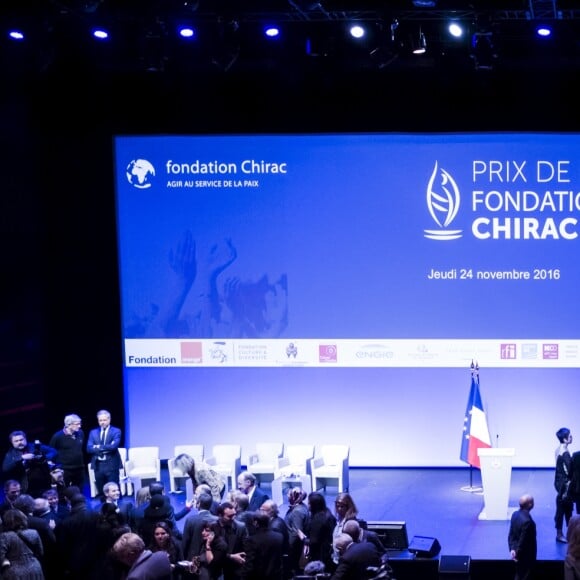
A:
[424,161,462,241]
[126,159,156,189]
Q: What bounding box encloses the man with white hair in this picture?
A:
[49,413,85,488]
[331,532,381,580]
[113,532,172,579]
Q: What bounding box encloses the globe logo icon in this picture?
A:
[126,159,155,189]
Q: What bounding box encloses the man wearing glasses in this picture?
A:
[49,414,86,489]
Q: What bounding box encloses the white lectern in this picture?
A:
[477,447,515,520]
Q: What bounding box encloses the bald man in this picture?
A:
[508,494,537,580]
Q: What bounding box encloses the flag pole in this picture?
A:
[460,360,484,493]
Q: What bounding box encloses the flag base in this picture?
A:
[460,485,483,494]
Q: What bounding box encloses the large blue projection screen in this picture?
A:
[115,134,580,467]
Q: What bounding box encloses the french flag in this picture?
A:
[460,366,491,468]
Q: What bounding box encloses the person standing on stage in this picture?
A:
[508,494,537,580]
[49,413,86,489]
[87,409,122,499]
[555,427,574,543]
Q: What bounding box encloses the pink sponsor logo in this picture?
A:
[500,343,516,359]
[181,341,203,364]
[542,343,559,360]
[319,344,337,363]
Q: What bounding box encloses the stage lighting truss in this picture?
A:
[2,1,580,75]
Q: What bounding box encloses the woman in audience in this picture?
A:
[148,521,183,577]
[298,492,336,573]
[285,488,310,577]
[173,454,224,502]
[0,509,44,579]
[331,492,359,568]
[189,521,227,580]
[566,514,580,579]
[139,495,179,546]
[130,485,151,531]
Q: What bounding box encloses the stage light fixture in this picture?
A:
[349,25,365,39]
[264,25,280,38]
[92,28,109,40]
[471,31,497,71]
[178,26,195,38]
[412,29,427,54]
[448,22,464,38]
[413,0,437,6]
[8,30,25,41]
[536,25,552,37]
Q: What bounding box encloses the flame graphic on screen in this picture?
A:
[427,161,460,227]
[424,162,462,240]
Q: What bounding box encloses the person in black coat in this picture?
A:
[244,512,284,580]
[508,494,537,580]
[2,430,57,497]
[330,533,381,580]
[342,519,386,557]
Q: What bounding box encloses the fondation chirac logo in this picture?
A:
[424,161,462,240]
[126,158,156,189]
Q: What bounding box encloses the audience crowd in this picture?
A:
[0,413,387,580]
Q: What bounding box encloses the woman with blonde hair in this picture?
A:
[173,454,224,502]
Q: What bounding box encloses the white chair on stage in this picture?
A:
[310,444,350,493]
[276,444,314,478]
[248,442,284,487]
[124,446,161,495]
[205,444,241,494]
[88,446,131,497]
[167,444,204,494]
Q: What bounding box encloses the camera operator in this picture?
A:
[2,430,57,497]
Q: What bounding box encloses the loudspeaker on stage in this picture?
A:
[408,535,442,558]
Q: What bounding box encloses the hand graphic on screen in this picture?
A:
[197,237,237,279]
[168,229,197,285]
[223,274,288,338]
[139,234,287,338]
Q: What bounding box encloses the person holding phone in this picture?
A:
[187,521,227,580]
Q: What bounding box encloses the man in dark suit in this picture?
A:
[86,409,122,499]
[508,494,537,580]
[343,519,386,557]
[182,493,218,560]
[103,481,134,526]
[331,533,381,580]
[244,512,284,580]
[218,501,249,580]
[237,470,268,511]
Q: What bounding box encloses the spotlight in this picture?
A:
[349,25,365,39]
[264,26,280,38]
[412,29,427,54]
[536,25,552,37]
[92,28,109,40]
[178,26,195,38]
[8,30,25,41]
[448,23,464,38]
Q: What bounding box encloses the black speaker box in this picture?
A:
[408,535,441,558]
[439,555,471,574]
